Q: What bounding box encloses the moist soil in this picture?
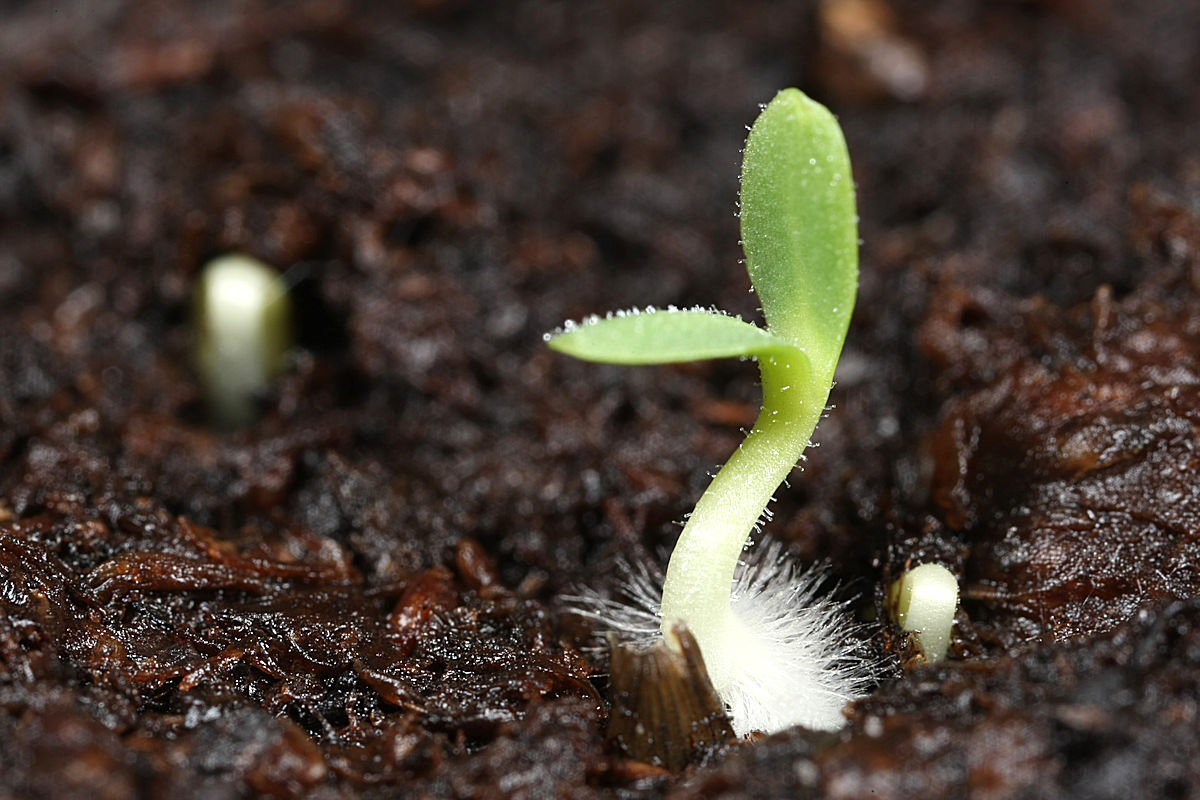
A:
[2,1,1200,798]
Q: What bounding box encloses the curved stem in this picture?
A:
[659,352,828,687]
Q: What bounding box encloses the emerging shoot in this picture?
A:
[193,253,293,428]
[549,89,871,734]
[889,563,959,664]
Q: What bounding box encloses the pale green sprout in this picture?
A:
[890,563,959,664]
[193,253,293,428]
[549,89,866,734]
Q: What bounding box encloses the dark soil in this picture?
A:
[2,1,1199,797]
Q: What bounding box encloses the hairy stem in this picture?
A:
[658,353,827,689]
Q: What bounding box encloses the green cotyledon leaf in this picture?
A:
[546,308,805,366]
[739,88,858,379]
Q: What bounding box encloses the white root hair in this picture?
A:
[567,538,879,736]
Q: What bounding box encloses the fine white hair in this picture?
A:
[568,538,879,736]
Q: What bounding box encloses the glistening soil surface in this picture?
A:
[2,1,1199,797]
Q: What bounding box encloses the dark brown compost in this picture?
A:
[2,1,1199,797]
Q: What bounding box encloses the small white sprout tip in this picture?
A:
[194,253,293,428]
[891,563,959,664]
[569,541,878,737]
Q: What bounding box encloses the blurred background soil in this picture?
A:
[1,1,1199,797]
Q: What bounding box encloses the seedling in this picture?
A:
[193,253,293,428]
[548,89,873,734]
[889,563,959,664]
